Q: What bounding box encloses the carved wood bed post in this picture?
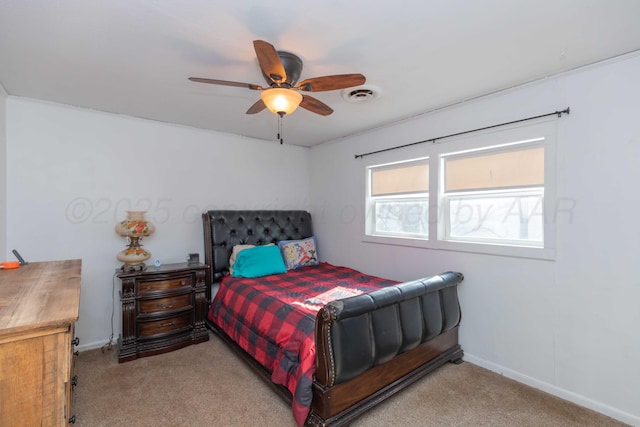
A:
[314,305,337,388]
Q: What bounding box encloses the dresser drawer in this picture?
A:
[137,313,192,339]
[138,293,192,315]
[137,276,192,293]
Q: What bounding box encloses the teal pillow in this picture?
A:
[232,245,287,278]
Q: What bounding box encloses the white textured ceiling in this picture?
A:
[1,1,639,147]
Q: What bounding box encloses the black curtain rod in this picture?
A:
[354,107,570,159]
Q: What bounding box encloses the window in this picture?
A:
[362,120,556,258]
[366,158,429,239]
[441,142,544,247]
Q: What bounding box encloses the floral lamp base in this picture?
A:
[117,237,151,271]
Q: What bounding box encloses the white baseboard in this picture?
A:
[463,353,639,427]
[76,338,117,353]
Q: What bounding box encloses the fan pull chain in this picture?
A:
[277,112,284,144]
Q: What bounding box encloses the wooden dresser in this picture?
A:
[117,262,209,363]
[0,259,82,426]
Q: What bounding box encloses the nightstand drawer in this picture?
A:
[138,276,192,293]
[138,313,192,339]
[138,293,192,315]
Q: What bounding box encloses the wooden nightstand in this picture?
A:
[117,262,209,363]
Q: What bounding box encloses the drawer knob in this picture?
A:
[180,280,187,286]
[157,299,177,309]
[157,320,177,328]
[71,337,80,346]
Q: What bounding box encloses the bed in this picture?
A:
[202,210,464,426]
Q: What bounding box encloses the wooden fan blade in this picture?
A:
[300,95,333,116]
[246,99,267,114]
[297,74,366,92]
[189,77,263,90]
[253,40,287,83]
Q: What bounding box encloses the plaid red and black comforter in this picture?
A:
[208,262,397,426]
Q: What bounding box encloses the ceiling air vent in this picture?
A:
[341,85,381,103]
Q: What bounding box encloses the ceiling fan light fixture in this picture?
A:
[260,88,303,115]
[190,40,364,118]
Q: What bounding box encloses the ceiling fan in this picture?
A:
[189,40,366,117]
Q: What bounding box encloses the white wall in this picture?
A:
[310,53,640,425]
[5,98,310,350]
[0,83,7,261]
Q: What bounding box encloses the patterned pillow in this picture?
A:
[278,236,319,270]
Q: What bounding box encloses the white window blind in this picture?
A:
[370,161,429,196]
[444,145,543,192]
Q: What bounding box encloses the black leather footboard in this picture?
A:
[315,271,463,387]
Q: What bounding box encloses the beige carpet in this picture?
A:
[73,333,626,427]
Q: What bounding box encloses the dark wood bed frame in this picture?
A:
[202,210,464,426]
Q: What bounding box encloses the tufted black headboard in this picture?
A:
[202,210,313,297]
